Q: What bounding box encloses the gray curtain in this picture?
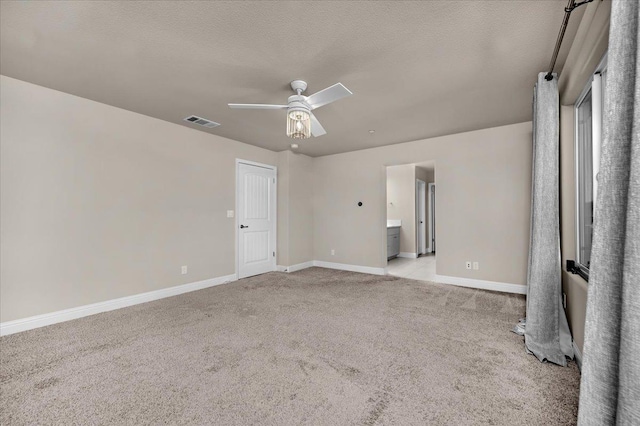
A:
[524,72,574,366]
[578,0,640,424]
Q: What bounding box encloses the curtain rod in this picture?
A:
[544,0,595,81]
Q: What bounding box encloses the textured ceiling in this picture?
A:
[0,1,584,157]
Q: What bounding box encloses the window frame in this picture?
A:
[573,52,607,281]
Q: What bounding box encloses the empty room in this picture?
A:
[1,1,638,425]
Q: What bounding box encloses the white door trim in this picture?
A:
[235,159,277,279]
[428,182,435,253]
[416,179,427,255]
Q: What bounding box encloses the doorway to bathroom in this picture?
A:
[385,161,436,281]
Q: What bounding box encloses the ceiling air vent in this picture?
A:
[183,115,220,128]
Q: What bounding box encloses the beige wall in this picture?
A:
[559,0,611,106]
[3,0,609,326]
[0,76,532,324]
[313,122,533,284]
[0,76,281,322]
[285,151,314,266]
[277,151,291,266]
[276,151,314,267]
[386,165,416,254]
[557,0,610,354]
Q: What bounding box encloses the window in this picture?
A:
[574,54,607,280]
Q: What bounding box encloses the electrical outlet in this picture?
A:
[227,210,234,218]
[181,265,188,275]
[331,249,335,256]
[473,262,479,270]
[465,261,472,270]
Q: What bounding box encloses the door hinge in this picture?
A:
[273,178,276,184]
[273,251,276,257]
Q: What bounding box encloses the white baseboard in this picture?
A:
[313,260,387,276]
[0,273,237,337]
[398,252,418,259]
[433,274,527,294]
[277,261,314,273]
[573,341,582,370]
[280,260,386,275]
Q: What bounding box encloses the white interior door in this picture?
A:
[416,180,427,255]
[428,183,436,253]
[237,161,277,279]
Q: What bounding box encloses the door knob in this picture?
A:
[240,224,249,229]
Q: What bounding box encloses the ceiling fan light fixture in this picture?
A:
[229,80,352,139]
[287,108,310,139]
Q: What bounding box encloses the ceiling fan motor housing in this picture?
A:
[287,95,311,116]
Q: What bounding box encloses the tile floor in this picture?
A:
[387,254,436,281]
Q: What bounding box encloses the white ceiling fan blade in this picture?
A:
[228,103,288,109]
[306,83,353,109]
[310,112,327,137]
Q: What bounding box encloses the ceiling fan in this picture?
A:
[228,80,352,140]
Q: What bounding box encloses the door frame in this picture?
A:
[235,159,278,279]
[416,179,427,255]
[428,182,435,253]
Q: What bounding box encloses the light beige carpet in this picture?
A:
[1,267,580,425]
